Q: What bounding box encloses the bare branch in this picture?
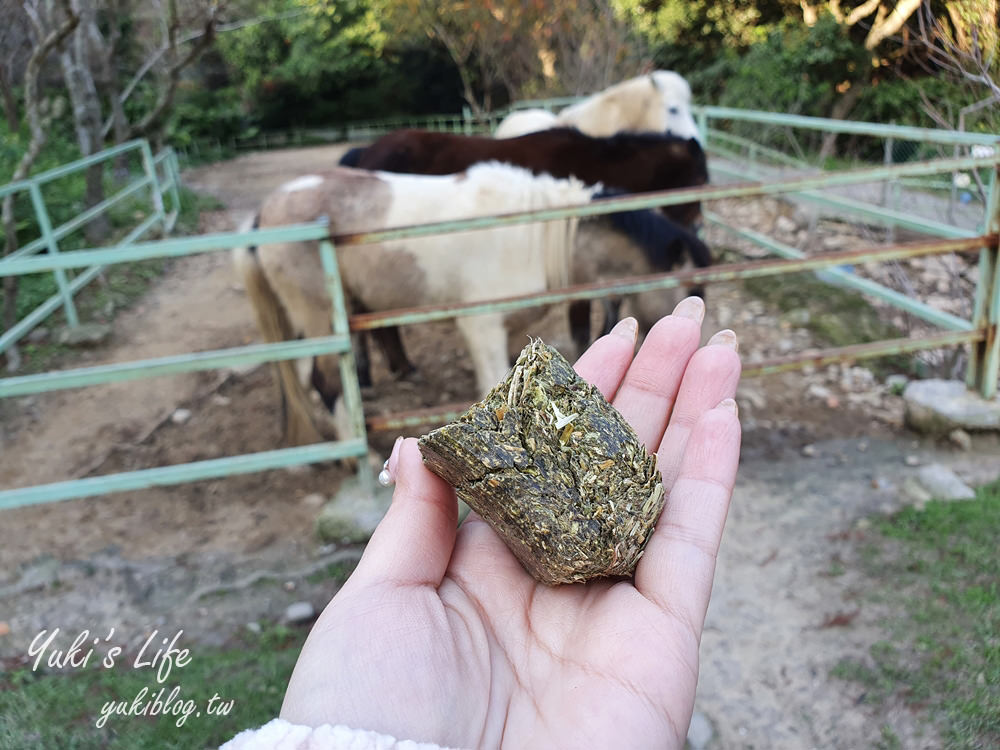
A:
[126,6,218,140]
[105,9,305,137]
[845,0,881,26]
[864,0,923,50]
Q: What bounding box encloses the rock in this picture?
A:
[56,322,112,347]
[901,476,933,506]
[807,384,832,401]
[775,215,797,234]
[948,428,972,451]
[284,601,315,624]
[170,408,192,425]
[914,464,975,501]
[736,384,766,410]
[870,476,893,491]
[801,444,817,457]
[687,710,714,750]
[301,492,326,508]
[904,454,921,467]
[316,477,393,544]
[27,326,50,343]
[904,379,1000,434]
[246,621,262,635]
[211,394,232,407]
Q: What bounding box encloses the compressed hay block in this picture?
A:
[418,339,664,585]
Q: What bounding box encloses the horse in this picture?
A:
[338,146,368,167]
[234,163,708,446]
[494,108,559,138]
[349,126,710,380]
[493,70,700,141]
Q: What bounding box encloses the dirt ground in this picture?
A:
[2,144,998,748]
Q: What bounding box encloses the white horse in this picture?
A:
[494,70,700,142]
[235,163,697,446]
[494,108,559,138]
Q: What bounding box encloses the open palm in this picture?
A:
[280,297,742,749]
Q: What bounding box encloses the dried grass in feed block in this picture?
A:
[418,339,664,585]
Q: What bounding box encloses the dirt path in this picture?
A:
[2,144,998,748]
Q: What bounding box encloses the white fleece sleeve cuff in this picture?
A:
[220,718,463,750]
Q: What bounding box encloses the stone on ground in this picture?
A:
[687,711,714,750]
[904,379,1000,433]
[283,601,315,624]
[316,476,393,544]
[56,322,112,347]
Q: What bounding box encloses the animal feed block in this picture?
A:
[419,339,664,585]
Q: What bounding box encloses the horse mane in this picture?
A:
[591,189,712,270]
[339,146,368,167]
[463,162,592,289]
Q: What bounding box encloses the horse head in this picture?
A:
[649,71,701,143]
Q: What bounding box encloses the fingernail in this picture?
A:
[717,398,738,416]
[672,296,705,323]
[378,436,404,486]
[707,329,738,352]
[610,316,638,343]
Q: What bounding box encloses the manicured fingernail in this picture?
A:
[610,316,638,343]
[707,329,738,352]
[672,296,705,323]
[378,436,404,486]
[717,398,738,415]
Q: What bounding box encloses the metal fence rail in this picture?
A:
[0,139,181,355]
[1,117,998,511]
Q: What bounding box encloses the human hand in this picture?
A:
[280,296,742,749]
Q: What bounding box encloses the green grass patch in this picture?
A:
[0,625,305,749]
[832,480,1000,748]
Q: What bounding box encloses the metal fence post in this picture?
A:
[318,237,375,496]
[967,164,1000,399]
[27,182,79,328]
[697,109,708,145]
[139,140,166,231]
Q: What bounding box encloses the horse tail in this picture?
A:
[592,189,712,271]
[339,146,367,167]
[233,215,324,445]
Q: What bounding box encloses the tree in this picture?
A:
[3,0,79,371]
[17,0,219,243]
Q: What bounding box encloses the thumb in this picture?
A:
[350,438,459,588]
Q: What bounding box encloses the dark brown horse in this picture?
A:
[344,128,711,386]
[349,127,707,229]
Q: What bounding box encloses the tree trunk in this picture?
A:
[3,0,79,371]
[818,80,868,162]
[0,66,18,132]
[59,4,110,244]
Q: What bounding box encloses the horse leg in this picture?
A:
[598,297,624,338]
[568,300,593,357]
[354,331,373,389]
[456,314,511,397]
[372,326,417,379]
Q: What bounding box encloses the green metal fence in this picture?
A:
[0,139,181,356]
[1,112,998,512]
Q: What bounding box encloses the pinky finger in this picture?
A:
[635,399,741,638]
